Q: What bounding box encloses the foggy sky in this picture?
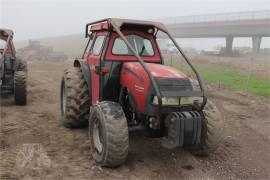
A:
[1,0,269,41]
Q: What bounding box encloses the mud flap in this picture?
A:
[161,111,202,149]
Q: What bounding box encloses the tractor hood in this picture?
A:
[121,62,194,113]
[123,62,188,79]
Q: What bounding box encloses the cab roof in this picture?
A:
[0,29,14,37]
[86,18,168,35]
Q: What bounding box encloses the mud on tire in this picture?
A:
[190,100,224,156]
[61,68,89,128]
[14,71,27,105]
[89,101,129,167]
[17,60,27,72]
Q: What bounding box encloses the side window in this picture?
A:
[92,35,105,56]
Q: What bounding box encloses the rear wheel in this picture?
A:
[14,71,27,105]
[60,68,89,128]
[89,101,129,167]
[190,100,224,156]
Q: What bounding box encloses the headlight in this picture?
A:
[152,96,194,105]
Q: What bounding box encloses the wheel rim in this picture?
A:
[93,118,103,154]
[62,83,67,115]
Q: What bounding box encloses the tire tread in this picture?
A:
[61,68,89,128]
[90,101,129,167]
[14,71,27,105]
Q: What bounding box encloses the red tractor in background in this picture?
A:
[0,29,27,105]
[60,19,223,167]
[18,40,67,61]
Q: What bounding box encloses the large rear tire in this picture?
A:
[190,100,224,156]
[60,68,89,128]
[14,71,27,105]
[89,101,129,167]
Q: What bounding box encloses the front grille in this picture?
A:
[157,78,193,92]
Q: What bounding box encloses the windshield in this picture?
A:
[0,39,7,49]
[112,34,154,56]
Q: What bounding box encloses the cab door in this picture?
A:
[87,32,107,105]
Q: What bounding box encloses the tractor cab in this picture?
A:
[81,21,164,104]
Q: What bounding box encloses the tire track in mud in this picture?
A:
[23,62,94,179]
[196,90,270,179]
[1,61,269,179]
[0,149,18,179]
[0,62,67,179]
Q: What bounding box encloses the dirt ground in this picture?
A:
[1,61,270,180]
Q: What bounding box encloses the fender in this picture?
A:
[119,86,147,121]
[119,86,139,113]
[120,63,151,113]
[74,59,92,103]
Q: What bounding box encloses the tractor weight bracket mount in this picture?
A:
[161,111,203,149]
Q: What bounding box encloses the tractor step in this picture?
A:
[161,111,202,149]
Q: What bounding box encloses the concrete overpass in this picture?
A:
[158,10,270,54]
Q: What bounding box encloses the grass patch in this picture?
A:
[198,65,270,97]
[167,61,270,97]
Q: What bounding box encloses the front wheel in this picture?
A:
[189,100,224,156]
[89,101,129,167]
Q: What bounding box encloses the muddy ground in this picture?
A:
[1,61,270,180]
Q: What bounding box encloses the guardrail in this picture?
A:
[158,10,270,24]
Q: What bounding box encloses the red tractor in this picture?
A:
[0,29,27,105]
[60,19,223,167]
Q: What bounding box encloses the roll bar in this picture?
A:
[84,18,207,122]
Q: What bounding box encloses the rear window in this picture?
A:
[112,34,154,56]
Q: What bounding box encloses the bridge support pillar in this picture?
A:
[225,36,234,56]
[252,36,262,54]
